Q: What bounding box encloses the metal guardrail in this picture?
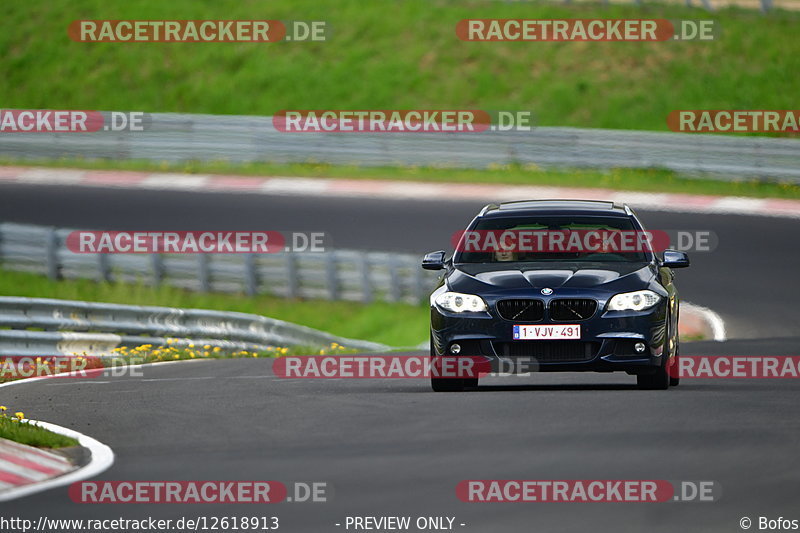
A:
[1,112,798,182]
[0,296,390,357]
[553,0,791,12]
[0,223,438,305]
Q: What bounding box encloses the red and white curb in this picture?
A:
[2,166,800,219]
[0,438,74,491]
[0,420,113,502]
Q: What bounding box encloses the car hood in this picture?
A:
[448,262,655,294]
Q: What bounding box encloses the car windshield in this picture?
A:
[454,215,651,264]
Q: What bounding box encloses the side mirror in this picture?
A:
[422,250,446,270]
[662,249,690,268]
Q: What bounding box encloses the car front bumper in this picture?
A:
[430,300,669,375]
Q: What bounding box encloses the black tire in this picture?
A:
[666,307,680,387]
[637,364,670,390]
[431,376,465,392]
[669,342,681,387]
[463,377,479,389]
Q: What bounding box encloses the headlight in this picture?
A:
[607,290,661,311]
[435,292,488,313]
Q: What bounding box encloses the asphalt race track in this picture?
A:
[1,183,799,532]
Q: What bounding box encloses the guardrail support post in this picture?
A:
[46,228,61,280]
[198,254,211,292]
[151,254,164,286]
[285,254,299,298]
[244,253,258,296]
[360,253,373,303]
[388,262,401,302]
[325,252,340,300]
[412,262,425,304]
[97,254,111,282]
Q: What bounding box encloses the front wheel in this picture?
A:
[638,334,671,390]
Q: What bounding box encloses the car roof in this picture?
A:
[479,199,633,218]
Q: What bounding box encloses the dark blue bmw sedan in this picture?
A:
[422,199,690,392]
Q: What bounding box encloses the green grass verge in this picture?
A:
[3,1,800,134]
[0,410,79,448]
[3,157,799,199]
[0,268,429,347]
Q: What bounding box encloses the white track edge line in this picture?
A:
[0,357,211,390]
[683,302,727,342]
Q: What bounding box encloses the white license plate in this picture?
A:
[513,324,581,340]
